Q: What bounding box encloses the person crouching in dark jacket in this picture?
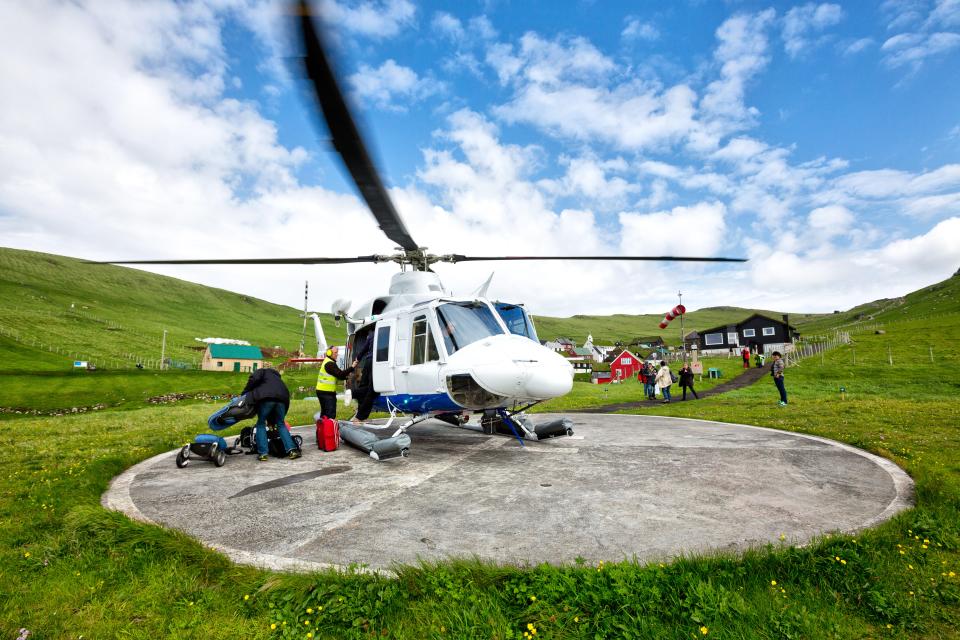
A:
[241,365,299,461]
[679,364,698,400]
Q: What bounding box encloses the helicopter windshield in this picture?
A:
[494,302,539,342]
[435,302,505,355]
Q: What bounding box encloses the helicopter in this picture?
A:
[98,1,747,448]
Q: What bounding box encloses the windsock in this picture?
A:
[658,305,686,329]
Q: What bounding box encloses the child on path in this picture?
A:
[770,351,787,406]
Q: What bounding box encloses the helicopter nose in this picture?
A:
[445,335,573,401]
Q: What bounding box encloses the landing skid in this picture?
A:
[480,408,575,444]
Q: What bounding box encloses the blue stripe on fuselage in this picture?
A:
[373,392,462,414]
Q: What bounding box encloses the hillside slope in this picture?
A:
[0,247,346,371]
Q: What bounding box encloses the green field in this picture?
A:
[2,250,960,638]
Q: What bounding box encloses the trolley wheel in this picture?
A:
[293,435,303,448]
[400,448,409,458]
[175,445,190,468]
[214,449,226,467]
[566,428,574,437]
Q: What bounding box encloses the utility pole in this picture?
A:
[678,290,686,362]
[160,329,167,371]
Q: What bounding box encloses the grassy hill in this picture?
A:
[0,247,347,371]
[531,308,825,346]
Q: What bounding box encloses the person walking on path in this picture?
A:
[679,363,698,400]
[741,346,751,369]
[655,360,674,403]
[241,365,300,461]
[642,361,657,400]
[770,351,787,406]
[316,346,355,421]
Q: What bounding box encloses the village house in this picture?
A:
[201,344,265,373]
[695,314,798,354]
[593,349,643,384]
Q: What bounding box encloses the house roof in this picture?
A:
[208,344,264,360]
[611,349,640,363]
[573,347,594,356]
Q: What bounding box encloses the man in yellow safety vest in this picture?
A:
[316,346,355,421]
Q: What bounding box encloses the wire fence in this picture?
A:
[0,320,198,371]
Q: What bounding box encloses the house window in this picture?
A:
[621,357,632,365]
[742,328,756,337]
[727,332,738,344]
[705,333,723,346]
[762,327,776,336]
[217,361,223,367]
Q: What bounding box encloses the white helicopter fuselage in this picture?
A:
[340,271,573,416]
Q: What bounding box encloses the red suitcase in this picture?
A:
[317,416,340,452]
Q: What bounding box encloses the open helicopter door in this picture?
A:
[372,319,396,393]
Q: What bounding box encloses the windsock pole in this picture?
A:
[679,291,685,362]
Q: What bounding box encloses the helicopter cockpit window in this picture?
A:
[494,302,539,342]
[436,302,505,355]
[411,315,439,365]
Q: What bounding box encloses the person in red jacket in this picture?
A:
[741,346,751,369]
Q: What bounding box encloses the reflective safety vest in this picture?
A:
[316,357,337,392]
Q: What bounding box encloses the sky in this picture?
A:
[1,0,959,319]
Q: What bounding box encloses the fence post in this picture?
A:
[929,346,934,363]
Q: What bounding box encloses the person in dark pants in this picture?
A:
[351,330,378,423]
[679,363,698,400]
[241,365,299,461]
[642,361,657,400]
[315,346,355,421]
[770,351,787,406]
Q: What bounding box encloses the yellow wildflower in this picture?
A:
[700,626,709,635]
[270,623,276,630]
[307,608,313,614]
[244,595,250,601]
[771,580,777,586]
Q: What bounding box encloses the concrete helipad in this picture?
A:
[103,414,913,572]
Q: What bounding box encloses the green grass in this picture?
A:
[4,281,960,638]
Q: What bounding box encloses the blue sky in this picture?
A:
[1,0,959,319]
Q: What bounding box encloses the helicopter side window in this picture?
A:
[435,302,505,355]
[410,315,439,365]
[375,326,390,362]
[494,302,539,342]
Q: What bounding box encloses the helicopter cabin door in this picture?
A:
[372,319,396,392]
[400,313,442,397]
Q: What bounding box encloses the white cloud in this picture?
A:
[348,59,443,110]
[881,31,960,68]
[841,37,874,56]
[320,0,416,39]
[431,12,463,40]
[698,9,776,148]
[622,18,660,42]
[619,202,728,257]
[808,204,855,237]
[833,165,960,198]
[782,3,845,58]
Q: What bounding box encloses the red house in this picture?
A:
[603,349,643,384]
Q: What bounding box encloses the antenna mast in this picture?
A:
[299,281,309,356]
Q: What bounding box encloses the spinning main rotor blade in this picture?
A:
[442,255,748,263]
[91,256,383,265]
[295,0,419,253]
